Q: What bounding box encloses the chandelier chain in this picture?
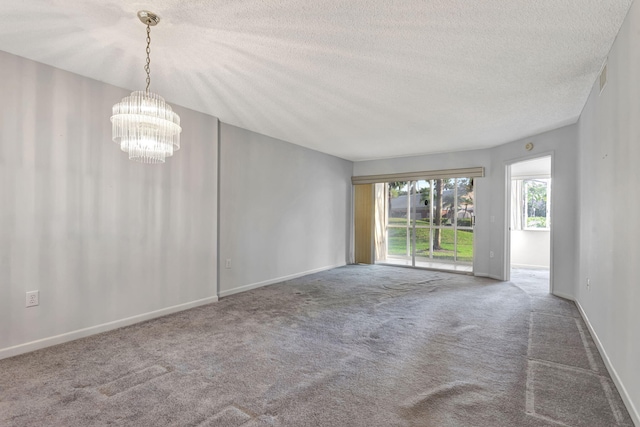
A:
[145,24,151,93]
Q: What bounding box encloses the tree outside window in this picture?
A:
[524,179,550,229]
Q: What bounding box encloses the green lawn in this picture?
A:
[387,225,473,262]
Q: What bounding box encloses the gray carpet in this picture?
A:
[0,265,633,426]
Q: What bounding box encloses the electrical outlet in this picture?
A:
[225,258,231,269]
[26,290,39,307]
[489,251,495,258]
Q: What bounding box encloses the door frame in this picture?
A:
[504,152,554,293]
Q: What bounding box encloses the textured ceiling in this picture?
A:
[511,156,551,177]
[0,1,632,161]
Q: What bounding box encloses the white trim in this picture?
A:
[548,153,555,295]
[512,263,551,269]
[504,152,555,292]
[551,291,574,301]
[473,272,504,282]
[575,301,640,426]
[504,162,512,282]
[511,172,551,180]
[0,296,218,360]
[219,264,344,297]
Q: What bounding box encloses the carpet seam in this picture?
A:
[574,318,598,371]
[528,358,608,378]
[600,376,625,425]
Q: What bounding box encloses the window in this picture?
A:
[352,167,483,272]
[512,178,550,230]
[381,177,475,271]
[524,179,550,229]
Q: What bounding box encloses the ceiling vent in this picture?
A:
[599,63,608,94]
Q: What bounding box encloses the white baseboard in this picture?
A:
[219,264,344,297]
[0,295,218,361]
[575,300,640,426]
[472,272,503,281]
[552,291,574,301]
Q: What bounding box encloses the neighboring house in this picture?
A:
[389,191,474,222]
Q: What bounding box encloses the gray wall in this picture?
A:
[353,125,579,299]
[489,126,578,298]
[0,51,219,358]
[511,231,551,268]
[576,1,640,422]
[218,124,352,296]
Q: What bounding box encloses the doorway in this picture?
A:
[507,156,552,293]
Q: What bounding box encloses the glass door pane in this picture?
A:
[414,227,432,264]
[387,227,410,257]
[412,180,432,266]
[433,227,456,263]
[431,178,456,263]
[455,177,474,265]
[386,182,411,264]
[456,178,474,228]
[455,229,474,262]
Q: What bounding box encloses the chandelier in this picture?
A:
[111,11,182,164]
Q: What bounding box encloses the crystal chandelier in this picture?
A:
[111,11,182,164]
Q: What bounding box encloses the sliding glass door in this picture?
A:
[381,177,474,272]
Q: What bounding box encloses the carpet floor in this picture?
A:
[0,265,634,426]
